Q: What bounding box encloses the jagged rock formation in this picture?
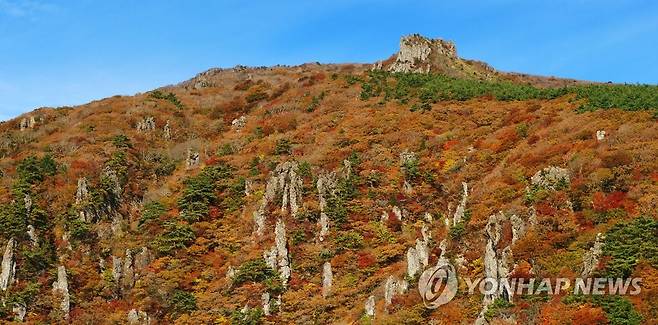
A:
[163,120,172,140]
[19,116,36,131]
[111,248,151,295]
[322,262,332,298]
[596,130,606,141]
[406,236,429,277]
[0,238,16,291]
[581,233,604,277]
[262,292,271,316]
[52,266,70,321]
[136,117,156,132]
[127,309,151,325]
[476,212,530,324]
[452,182,469,225]
[384,275,408,307]
[186,149,200,170]
[530,166,570,190]
[365,295,376,318]
[383,34,496,80]
[12,304,26,322]
[264,219,291,286]
[317,171,337,241]
[253,161,303,235]
[76,177,90,205]
[231,116,247,131]
[27,225,38,246]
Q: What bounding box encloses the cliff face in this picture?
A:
[0,36,656,324]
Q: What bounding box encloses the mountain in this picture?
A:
[0,35,656,324]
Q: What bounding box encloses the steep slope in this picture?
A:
[0,35,657,324]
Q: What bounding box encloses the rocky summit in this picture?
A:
[0,35,657,324]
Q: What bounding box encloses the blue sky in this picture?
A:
[1,0,657,121]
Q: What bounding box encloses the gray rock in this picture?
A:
[186,149,200,170]
[136,117,156,132]
[19,116,36,131]
[231,116,247,131]
[530,166,570,191]
[163,120,172,140]
[388,35,456,73]
[596,130,606,141]
[581,233,604,277]
[317,172,338,241]
[51,266,70,321]
[322,262,332,298]
[275,219,291,285]
[12,303,26,322]
[406,247,421,277]
[452,182,469,225]
[255,161,304,236]
[127,309,150,325]
[384,276,407,306]
[0,238,16,291]
[365,295,376,318]
[262,292,271,316]
[27,225,38,247]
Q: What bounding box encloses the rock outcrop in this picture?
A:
[19,116,36,131]
[52,266,70,321]
[365,295,376,318]
[263,219,291,286]
[406,237,429,277]
[127,309,151,325]
[383,34,496,79]
[596,130,606,141]
[136,117,156,132]
[186,149,200,170]
[163,120,172,140]
[0,238,16,291]
[316,171,337,241]
[12,304,26,322]
[384,275,408,307]
[530,166,570,190]
[476,212,530,324]
[322,262,332,298]
[581,233,604,277]
[111,248,151,295]
[254,161,304,235]
[452,182,469,225]
[262,292,271,316]
[231,116,247,131]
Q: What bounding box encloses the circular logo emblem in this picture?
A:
[418,262,458,309]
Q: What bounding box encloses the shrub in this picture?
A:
[169,290,197,317]
[230,308,264,325]
[356,71,658,114]
[111,134,132,148]
[603,217,658,277]
[152,221,196,255]
[16,155,58,184]
[274,139,293,155]
[245,91,268,103]
[334,231,364,251]
[233,259,277,286]
[592,295,642,325]
[139,202,166,227]
[150,90,184,109]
